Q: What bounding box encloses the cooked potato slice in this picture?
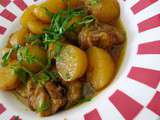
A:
[39,0,66,14]
[21,5,37,27]
[0,62,20,90]
[85,0,120,23]
[46,0,66,13]
[33,6,51,23]
[67,0,84,8]
[27,20,49,34]
[87,47,115,90]
[56,45,87,81]
[40,1,48,8]
[19,45,48,73]
[9,27,28,46]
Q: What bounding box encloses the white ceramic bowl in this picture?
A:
[0,0,159,120]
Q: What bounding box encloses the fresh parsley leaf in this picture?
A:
[78,15,95,25]
[89,0,100,5]
[25,8,95,58]
[46,71,60,81]
[1,49,13,66]
[25,34,42,42]
[24,47,36,64]
[54,41,63,59]
[17,47,31,64]
[11,66,28,84]
[17,47,43,67]
[79,98,92,103]
[37,100,50,112]
[42,8,93,54]
[11,65,36,83]
[36,72,50,85]
[1,44,20,66]
[17,48,23,64]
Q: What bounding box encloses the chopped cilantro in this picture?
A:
[89,0,100,5]
[79,98,92,103]
[11,65,28,84]
[54,41,63,59]
[36,72,50,85]
[37,100,50,112]
[46,71,60,81]
[26,8,94,57]
[17,47,44,67]
[25,34,42,42]
[1,44,20,66]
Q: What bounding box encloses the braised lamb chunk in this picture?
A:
[27,81,52,116]
[82,82,96,99]
[62,81,82,108]
[79,23,125,49]
[45,81,67,113]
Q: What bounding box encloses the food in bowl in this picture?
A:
[0,0,126,117]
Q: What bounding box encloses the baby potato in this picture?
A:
[21,5,37,27]
[56,44,87,81]
[27,20,49,34]
[86,0,120,23]
[20,45,48,73]
[67,0,84,8]
[0,62,20,90]
[9,27,28,46]
[46,0,66,13]
[39,1,48,8]
[33,6,51,23]
[87,47,115,90]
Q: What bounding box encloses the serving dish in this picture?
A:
[0,0,159,120]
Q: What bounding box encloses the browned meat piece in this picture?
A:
[45,81,66,113]
[14,84,29,107]
[62,81,82,108]
[82,82,96,99]
[27,80,66,116]
[27,81,52,116]
[79,23,125,50]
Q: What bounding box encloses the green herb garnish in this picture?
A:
[27,8,94,58]
[36,72,50,85]
[25,34,42,42]
[17,47,44,67]
[37,100,50,112]
[23,47,37,64]
[11,66,28,84]
[1,44,20,66]
[54,41,63,59]
[89,0,100,5]
[79,98,92,103]
[46,71,60,81]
